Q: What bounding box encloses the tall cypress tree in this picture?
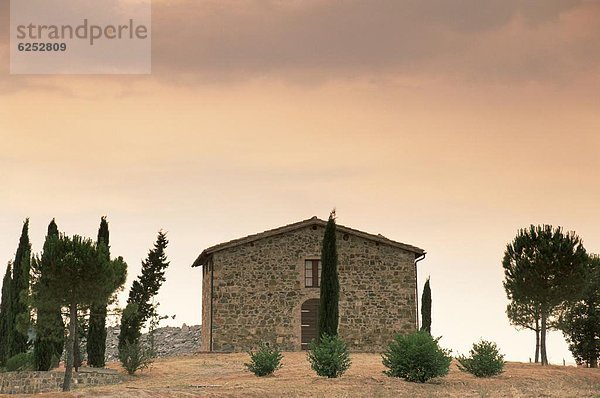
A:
[317,210,340,339]
[421,277,432,334]
[119,231,170,351]
[87,217,110,367]
[0,263,12,365]
[9,219,32,358]
[33,219,65,371]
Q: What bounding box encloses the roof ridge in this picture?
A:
[191,217,425,267]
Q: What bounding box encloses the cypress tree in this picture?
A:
[33,219,66,371]
[118,302,143,351]
[8,219,32,358]
[421,277,432,334]
[47,222,65,362]
[317,210,340,339]
[0,263,12,365]
[119,231,170,351]
[87,216,110,367]
[421,278,431,334]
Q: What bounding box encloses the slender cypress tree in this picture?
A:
[317,210,340,339]
[87,216,110,367]
[119,231,170,351]
[33,219,66,371]
[0,263,12,365]
[421,277,432,334]
[47,222,65,361]
[8,219,32,358]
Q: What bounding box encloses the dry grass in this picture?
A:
[8,352,600,398]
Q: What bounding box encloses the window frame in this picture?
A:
[304,259,322,288]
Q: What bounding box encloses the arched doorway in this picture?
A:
[301,298,319,350]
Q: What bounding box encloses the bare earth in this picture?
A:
[7,353,600,398]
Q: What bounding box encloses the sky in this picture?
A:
[1,0,600,364]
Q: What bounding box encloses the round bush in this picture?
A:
[245,342,283,377]
[457,340,505,377]
[382,331,452,383]
[307,334,351,378]
[6,352,34,372]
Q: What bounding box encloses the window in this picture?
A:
[305,259,321,287]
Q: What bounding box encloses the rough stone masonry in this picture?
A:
[193,217,425,353]
[104,324,201,361]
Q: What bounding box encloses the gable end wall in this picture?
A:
[202,225,417,352]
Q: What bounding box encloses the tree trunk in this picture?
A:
[590,357,598,368]
[535,328,540,364]
[540,311,548,366]
[535,314,540,363]
[534,306,541,363]
[74,317,80,371]
[63,303,77,391]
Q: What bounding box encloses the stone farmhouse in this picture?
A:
[192,216,426,352]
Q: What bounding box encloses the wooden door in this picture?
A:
[301,298,319,350]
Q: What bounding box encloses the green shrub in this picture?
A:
[50,353,60,370]
[119,340,154,375]
[457,340,505,377]
[6,352,34,372]
[244,342,283,376]
[382,331,452,383]
[307,334,351,378]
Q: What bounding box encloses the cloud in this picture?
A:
[1,0,599,90]
[149,0,595,84]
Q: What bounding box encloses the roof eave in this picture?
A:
[191,251,210,268]
[190,216,426,268]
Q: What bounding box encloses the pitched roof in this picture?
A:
[191,216,425,268]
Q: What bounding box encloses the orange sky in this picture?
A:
[1,0,600,363]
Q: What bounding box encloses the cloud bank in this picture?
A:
[2,0,599,89]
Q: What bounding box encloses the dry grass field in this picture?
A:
[7,352,600,398]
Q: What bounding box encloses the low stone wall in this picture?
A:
[0,368,121,395]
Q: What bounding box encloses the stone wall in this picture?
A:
[202,260,212,351]
[0,368,120,395]
[105,324,201,361]
[205,224,417,352]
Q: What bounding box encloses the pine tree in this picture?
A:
[506,300,541,363]
[421,277,431,334]
[31,234,126,391]
[33,219,65,371]
[87,216,110,367]
[560,255,600,368]
[503,225,587,365]
[8,219,32,358]
[119,231,170,351]
[0,263,12,366]
[318,211,339,340]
